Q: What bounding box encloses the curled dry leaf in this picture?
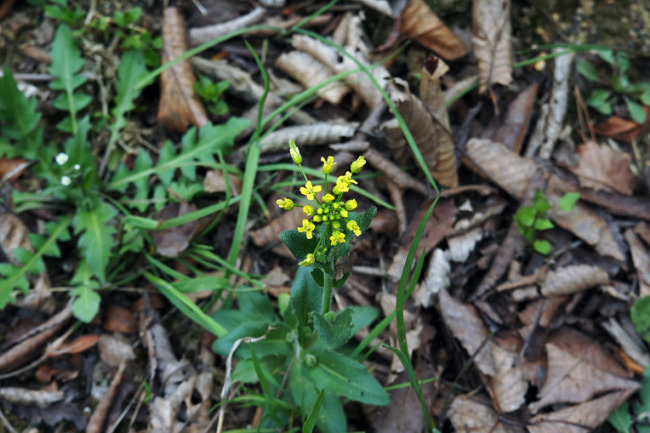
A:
[363,148,428,196]
[0,387,64,408]
[528,388,638,433]
[602,317,650,369]
[275,51,350,105]
[570,141,634,195]
[486,344,527,413]
[472,0,513,93]
[381,118,411,166]
[189,7,266,44]
[593,105,650,144]
[158,7,208,133]
[625,229,650,297]
[464,138,537,200]
[540,264,609,297]
[260,122,357,154]
[420,57,458,187]
[439,287,496,376]
[86,361,126,433]
[50,334,99,356]
[399,0,469,60]
[250,208,304,258]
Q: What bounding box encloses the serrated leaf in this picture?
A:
[110,50,148,133]
[0,66,42,156]
[71,285,101,323]
[310,309,354,351]
[73,201,118,282]
[48,25,88,133]
[280,229,319,263]
[157,140,176,185]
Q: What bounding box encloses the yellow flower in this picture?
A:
[333,178,349,194]
[321,156,336,174]
[277,198,294,210]
[345,199,357,211]
[289,139,302,164]
[300,181,322,200]
[347,220,361,236]
[297,219,316,239]
[350,156,366,173]
[322,193,335,203]
[330,230,346,246]
[343,171,358,185]
[339,209,348,218]
[303,205,315,216]
[300,253,315,266]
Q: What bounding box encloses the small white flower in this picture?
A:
[73,164,80,170]
[55,152,69,165]
[61,176,72,186]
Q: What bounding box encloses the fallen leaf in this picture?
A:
[97,334,136,368]
[87,361,126,433]
[439,287,496,376]
[449,394,525,433]
[203,169,242,194]
[486,343,527,413]
[625,229,650,297]
[158,7,209,132]
[529,328,638,413]
[399,0,469,60]
[570,141,634,195]
[250,208,304,258]
[472,0,513,93]
[50,334,99,356]
[103,305,138,334]
[0,156,29,181]
[540,264,610,297]
[150,201,198,257]
[592,106,650,143]
[528,388,638,433]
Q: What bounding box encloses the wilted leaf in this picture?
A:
[486,343,528,412]
[472,0,513,93]
[158,7,208,132]
[593,106,650,143]
[399,0,469,60]
[50,334,99,356]
[150,201,198,257]
[449,394,525,433]
[570,141,634,195]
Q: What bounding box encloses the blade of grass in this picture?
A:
[303,389,325,433]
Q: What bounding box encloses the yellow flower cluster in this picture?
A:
[276,141,367,266]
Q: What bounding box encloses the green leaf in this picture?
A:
[0,66,42,157]
[303,389,324,433]
[304,342,389,405]
[71,284,101,323]
[626,99,646,124]
[533,239,552,255]
[577,60,600,82]
[532,189,551,213]
[48,25,89,133]
[632,297,650,343]
[587,89,613,115]
[640,90,650,106]
[310,308,354,351]
[516,207,536,228]
[114,7,142,27]
[74,201,118,282]
[558,192,580,211]
[290,267,322,344]
[607,401,631,433]
[534,218,554,231]
[280,229,320,263]
[596,48,615,64]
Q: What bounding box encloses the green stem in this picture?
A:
[321,264,334,315]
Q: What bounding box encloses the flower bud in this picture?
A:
[350,156,366,173]
[345,199,357,211]
[289,139,302,164]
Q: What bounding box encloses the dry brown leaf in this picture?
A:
[625,229,650,297]
[439,287,496,376]
[275,51,350,105]
[250,208,304,258]
[158,7,208,133]
[592,106,650,143]
[97,334,136,367]
[189,6,266,44]
[103,305,138,334]
[449,394,525,433]
[50,334,99,356]
[203,169,242,195]
[486,82,540,153]
[529,328,638,413]
[636,221,650,245]
[570,141,634,195]
[363,148,428,196]
[472,0,513,93]
[485,344,527,413]
[87,361,126,433]
[420,57,458,187]
[464,138,537,200]
[399,0,469,60]
[545,175,626,261]
[528,388,638,433]
[260,123,358,154]
[381,118,412,167]
[0,387,64,407]
[540,265,610,297]
[602,317,650,369]
[0,156,29,181]
[150,201,198,258]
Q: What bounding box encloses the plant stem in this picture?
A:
[321,267,334,315]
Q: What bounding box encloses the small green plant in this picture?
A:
[514,189,580,255]
[207,144,389,432]
[194,73,230,116]
[608,366,650,433]
[577,49,650,124]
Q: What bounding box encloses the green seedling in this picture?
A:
[577,49,650,124]
[514,189,580,255]
[194,73,230,116]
